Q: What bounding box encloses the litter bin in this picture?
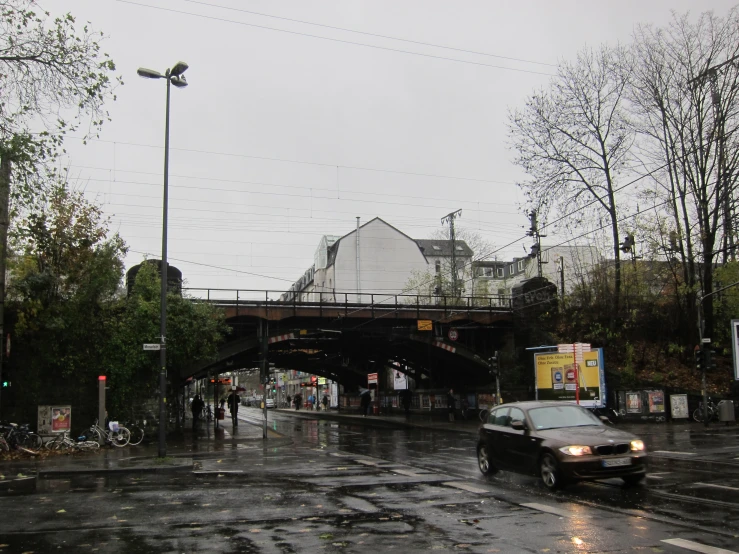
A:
[719,400,735,423]
[216,408,225,420]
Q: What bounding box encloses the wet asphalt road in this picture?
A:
[0,408,738,553]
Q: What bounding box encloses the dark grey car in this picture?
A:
[477,401,647,489]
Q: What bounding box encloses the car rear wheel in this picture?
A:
[477,444,497,475]
[622,474,645,486]
[539,453,564,490]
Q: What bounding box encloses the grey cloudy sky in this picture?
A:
[51,0,736,297]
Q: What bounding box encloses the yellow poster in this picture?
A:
[534,350,603,405]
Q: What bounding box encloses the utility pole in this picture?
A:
[259,319,269,439]
[688,55,739,263]
[441,210,462,298]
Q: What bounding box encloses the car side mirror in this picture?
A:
[510,420,526,431]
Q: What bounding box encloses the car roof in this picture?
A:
[494,401,588,410]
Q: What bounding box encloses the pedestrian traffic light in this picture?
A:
[1,380,9,388]
[694,348,704,372]
[489,351,500,376]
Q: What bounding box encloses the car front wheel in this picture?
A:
[540,453,564,490]
[477,444,497,475]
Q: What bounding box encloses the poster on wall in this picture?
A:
[534,349,605,407]
[38,405,72,434]
[647,390,665,413]
[626,393,642,413]
[393,370,408,390]
[670,394,689,419]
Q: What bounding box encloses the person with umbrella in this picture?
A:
[359,387,372,417]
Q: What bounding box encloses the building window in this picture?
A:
[435,260,441,273]
[509,264,515,274]
[432,245,441,251]
[455,245,464,251]
[497,267,504,278]
[517,260,524,271]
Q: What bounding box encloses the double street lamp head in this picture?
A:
[136,61,189,83]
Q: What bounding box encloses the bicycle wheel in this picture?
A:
[111,426,130,447]
[479,409,489,423]
[693,407,705,422]
[22,433,43,449]
[76,440,100,451]
[128,426,145,446]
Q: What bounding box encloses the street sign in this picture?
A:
[417,320,433,331]
[448,328,459,341]
[702,338,711,343]
[143,344,161,351]
[368,373,378,385]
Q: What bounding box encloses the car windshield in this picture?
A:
[528,405,603,430]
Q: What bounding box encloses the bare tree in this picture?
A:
[508,46,633,319]
[628,8,739,340]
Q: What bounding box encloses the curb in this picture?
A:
[37,462,194,478]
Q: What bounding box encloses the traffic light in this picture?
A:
[489,351,500,376]
[694,348,704,372]
[620,234,635,253]
[704,349,717,371]
[1,380,9,388]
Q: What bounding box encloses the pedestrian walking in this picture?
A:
[191,394,204,429]
[286,394,292,409]
[461,395,470,421]
[321,394,329,411]
[447,388,456,423]
[294,393,302,411]
[227,390,241,427]
[400,389,412,417]
[360,388,371,417]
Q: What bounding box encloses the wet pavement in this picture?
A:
[0,408,738,553]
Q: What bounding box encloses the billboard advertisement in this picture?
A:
[534,349,605,407]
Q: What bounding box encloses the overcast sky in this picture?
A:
[50,0,737,299]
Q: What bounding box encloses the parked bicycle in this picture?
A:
[124,420,146,446]
[693,400,719,423]
[1,422,42,450]
[80,419,131,447]
[0,423,41,455]
[44,431,100,452]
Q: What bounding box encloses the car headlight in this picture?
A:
[630,440,645,452]
[559,445,593,456]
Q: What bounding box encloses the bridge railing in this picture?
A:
[182,288,513,312]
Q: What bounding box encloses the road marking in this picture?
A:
[442,481,488,494]
[695,482,739,492]
[520,503,583,518]
[355,459,379,466]
[392,469,421,477]
[647,474,665,479]
[661,538,739,553]
[652,450,698,456]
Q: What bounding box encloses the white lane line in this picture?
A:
[661,538,739,554]
[653,450,698,456]
[520,502,584,518]
[442,481,488,494]
[695,482,739,492]
[647,475,665,480]
[392,469,421,477]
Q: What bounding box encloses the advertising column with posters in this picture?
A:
[534,349,605,407]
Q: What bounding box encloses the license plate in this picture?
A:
[602,457,631,467]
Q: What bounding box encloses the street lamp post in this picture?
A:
[137,62,189,458]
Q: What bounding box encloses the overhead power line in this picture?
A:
[69,136,516,185]
[178,0,557,68]
[114,0,556,77]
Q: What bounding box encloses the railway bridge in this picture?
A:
[182,290,514,391]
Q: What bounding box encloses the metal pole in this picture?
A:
[158,72,172,458]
